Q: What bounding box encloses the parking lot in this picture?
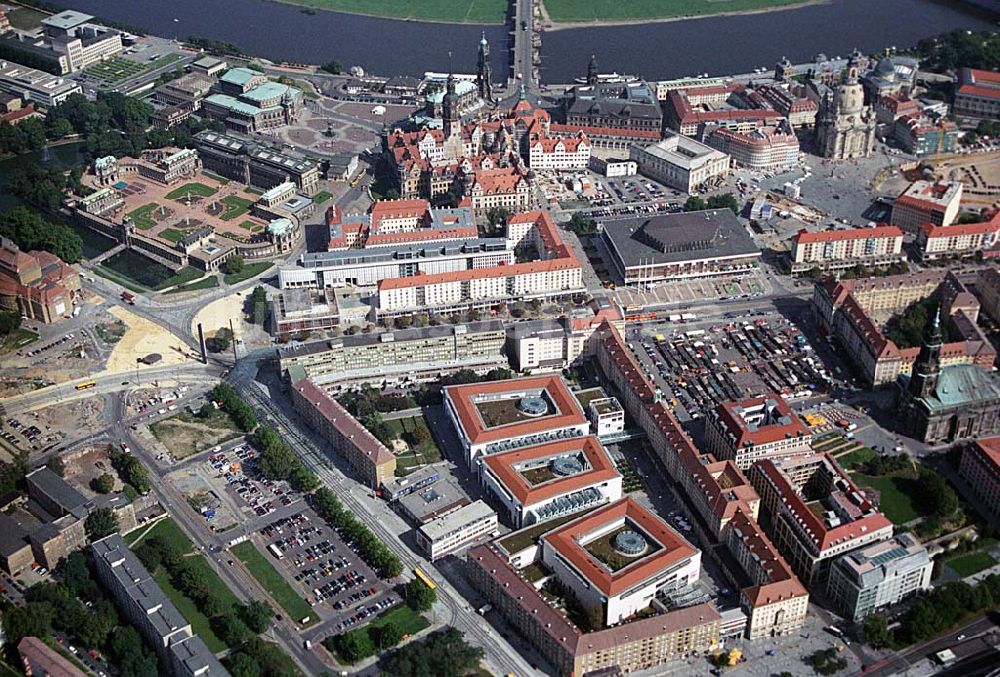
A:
[256,509,394,632]
[627,312,831,423]
[209,443,297,519]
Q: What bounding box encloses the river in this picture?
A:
[59,0,997,83]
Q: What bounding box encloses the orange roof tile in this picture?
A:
[542,497,697,597]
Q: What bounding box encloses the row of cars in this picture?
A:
[337,596,397,632]
[211,444,294,518]
[18,331,75,358]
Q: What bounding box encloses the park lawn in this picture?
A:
[160,227,194,243]
[312,190,333,205]
[127,202,160,230]
[231,542,316,625]
[272,0,507,22]
[220,195,254,221]
[154,266,204,291]
[167,182,218,200]
[835,447,877,471]
[1,328,39,354]
[164,276,220,294]
[385,415,441,474]
[369,604,429,637]
[851,472,921,524]
[224,261,273,285]
[238,220,265,233]
[946,551,998,577]
[84,56,145,83]
[147,52,184,70]
[125,516,194,552]
[153,565,229,652]
[542,0,806,22]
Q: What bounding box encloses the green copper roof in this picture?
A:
[917,364,1000,411]
[241,81,299,103]
[219,68,260,86]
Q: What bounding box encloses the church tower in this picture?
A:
[477,32,493,103]
[587,55,599,85]
[815,50,876,160]
[909,307,943,398]
[443,69,461,139]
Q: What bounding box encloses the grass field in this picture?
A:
[84,57,145,83]
[272,0,507,22]
[542,0,808,22]
[370,604,429,637]
[101,250,204,291]
[231,542,315,625]
[851,472,921,524]
[167,182,218,200]
[220,195,254,221]
[149,408,242,458]
[125,516,194,551]
[154,564,227,652]
[946,551,998,577]
[160,227,194,243]
[127,202,160,230]
[238,220,265,233]
[312,191,333,205]
[835,447,877,471]
[224,261,273,285]
[386,416,442,475]
[164,276,220,294]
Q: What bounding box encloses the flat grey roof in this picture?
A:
[26,467,86,514]
[418,500,495,542]
[278,319,505,359]
[41,10,94,30]
[601,209,760,267]
[399,475,470,522]
[0,514,29,557]
[300,237,507,269]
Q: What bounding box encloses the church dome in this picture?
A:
[876,57,895,77]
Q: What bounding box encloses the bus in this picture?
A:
[75,381,97,391]
[268,543,284,560]
[413,567,436,590]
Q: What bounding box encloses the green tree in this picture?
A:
[566,212,597,236]
[85,507,118,540]
[405,577,437,612]
[321,60,343,74]
[94,472,115,494]
[375,620,403,649]
[2,602,54,645]
[238,600,274,633]
[706,192,741,215]
[380,627,484,677]
[226,254,245,275]
[862,613,891,649]
[0,206,83,263]
[212,327,233,352]
[683,196,707,212]
[486,206,513,229]
[333,629,376,663]
[918,467,959,518]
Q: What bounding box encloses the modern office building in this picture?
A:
[826,532,932,622]
[415,499,498,560]
[705,395,812,470]
[790,225,904,273]
[0,59,82,106]
[480,436,622,528]
[444,374,590,467]
[750,454,894,586]
[600,209,760,284]
[290,378,397,487]
[892,114,960,156]
[34,10,123,74]
[540,497,701,626]
[587,397,625,437]
[890,181,962,232]
[278,321,507,388]
[468,544,721,677]
[630,133,730,194]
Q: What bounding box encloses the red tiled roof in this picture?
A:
[727,509,808,606]
[970,436,1000,472]
[549,123,661,140]
[291,378,396,467]
[481,436,619,506]
[793,225,902,244]
[756,454,893,552]
[920,217,1000,238]
[714,395,811,448]
[444,374,587,447]
[365,227,478,247]
[542,497,697,597]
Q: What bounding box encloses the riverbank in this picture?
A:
[267,0,507,25]
[539,0,826,31]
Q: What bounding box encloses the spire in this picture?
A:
[519,83,526,100]
[927,305,942,344]
[480,30,488,47]
[587,54,599,85]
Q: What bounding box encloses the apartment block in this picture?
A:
[790,226,904,273]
